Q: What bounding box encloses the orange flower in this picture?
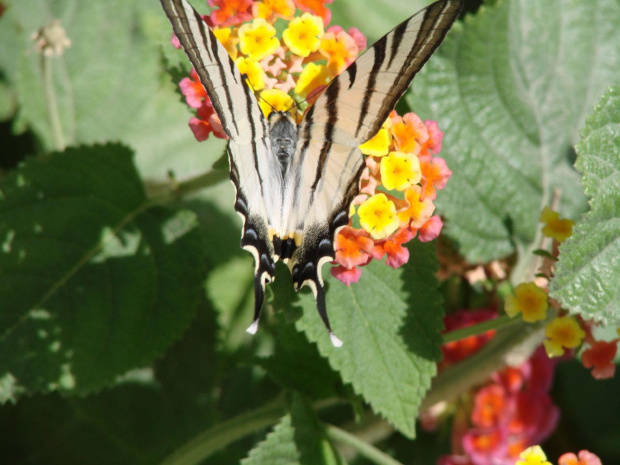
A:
[582,339,618,379]
[420,157,452,201]
[390,112,428,153]
[207,0,253,26]
[333,226,374,269]
[293,0,333,25]
[319,28,358,74]
[253,0,295,22]
[397,186,435,228]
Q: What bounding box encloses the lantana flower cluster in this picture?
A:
[172,0,451,284]
[331,112,451,284]
[502,207,618,380]
[515,445,602,465]
[430,310,560,465]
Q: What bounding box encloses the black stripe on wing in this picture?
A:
[228,149,276,334]
[161,0,267,142]
[290,160,365,346]
[304,0,462,146]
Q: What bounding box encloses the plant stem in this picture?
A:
[442,315,520,344]
[159,397,342,465]
[325,424,404,465]
[422,319,545,411]
[145,168,229,207]
[160,396,288,465]
[41,54,65,151]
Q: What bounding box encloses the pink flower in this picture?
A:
[462,427,509,464]
[170,33,181,49]
[371,227,415,268]
[189,100,227,141]
[330,264,362,285]
[418,215,443,242]
[558,450,602,465]
[471,384,513,428]
[423,119,444,155]
[179,69,208,108]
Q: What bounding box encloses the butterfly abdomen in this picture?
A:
[268,112,298,175]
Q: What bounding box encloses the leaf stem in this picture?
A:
[441,314,519,344]
[422,319,545,410]
[159,397,342,465]
[159,396,288,465]
[325,424,404,465]
[41,54,65,151]
[145,168,229,207]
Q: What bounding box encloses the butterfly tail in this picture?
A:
[246,277,266,335]
[315,284,343,347]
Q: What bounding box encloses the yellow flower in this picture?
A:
[360,120,392,157]
[294,62,329,97]
[515,446,551,465]
[213,27,239,60]
[397,186,435,228]
[358,193,399,240]
[540,207,574,243]
[235,57,266,90]
[238,19,280,61]
[257,88,295,117]
[283,13,324,57]
[543,316,585,357]
[380,151,421,191]
[505,282,549,323]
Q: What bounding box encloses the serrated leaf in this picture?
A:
[241,415,300,465]
[257,314,343,399]
[410,0,620,262]
[293,241,443,438]
[290,394,338,465]
[0,144,207,400]
[550,87,620,325]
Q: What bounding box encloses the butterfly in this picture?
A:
[161,0,462,346]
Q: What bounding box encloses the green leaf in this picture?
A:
[240,395,338,465]
[294,241,444,438]
[0,0,226,181]
[257,314,344,399]
[241,415,300,465]
[290,394,340,465]
[549,87,620,325]
[0,304,219,465]
[0,144,207,400]
[410,0,620,262]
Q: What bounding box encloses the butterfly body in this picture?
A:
[161,0,462,346]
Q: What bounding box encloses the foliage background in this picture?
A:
[0,0,619,464]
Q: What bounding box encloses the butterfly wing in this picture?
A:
[279,0,463,343]
[161,0,283,327]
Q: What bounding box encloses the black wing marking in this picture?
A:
[278,0,463,343]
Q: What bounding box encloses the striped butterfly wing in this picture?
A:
[161,0,282,319]
[281,0,463,344]
[162,0,462,346]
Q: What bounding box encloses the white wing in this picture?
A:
[161,0,282,319]
[279,0,463,340]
